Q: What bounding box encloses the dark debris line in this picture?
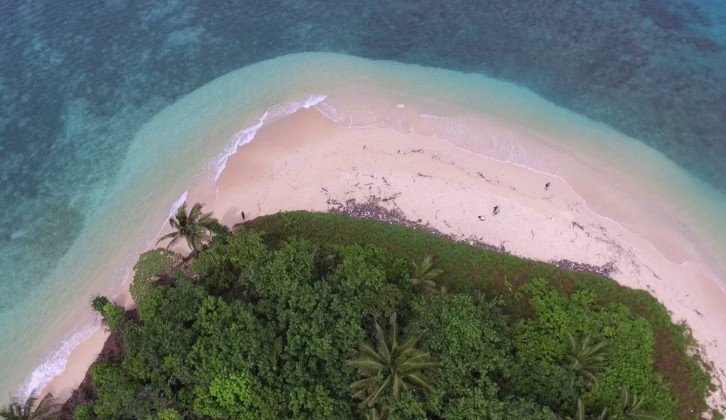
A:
[327,195,617,278]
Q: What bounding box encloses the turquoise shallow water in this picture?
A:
[1,1,725,397]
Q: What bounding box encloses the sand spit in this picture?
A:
[35,54,726,412]
[203,109,726,409]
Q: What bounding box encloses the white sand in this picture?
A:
[42,106,726,411]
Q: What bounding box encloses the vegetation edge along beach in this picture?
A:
[4,208,716,419]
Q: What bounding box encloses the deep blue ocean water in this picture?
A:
[0,0,724,394]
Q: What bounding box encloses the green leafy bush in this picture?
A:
[129,248,179,304]
[66,212,710,418]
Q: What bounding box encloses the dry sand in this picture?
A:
[42,107,726,410]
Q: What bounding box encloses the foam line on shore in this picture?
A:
[208,94,326,181]
[19,319,100,399]
[168,191,189,217]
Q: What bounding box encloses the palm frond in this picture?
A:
[409,254,445,294]
[621,386,661,419]
[566,332,610,390]
[362,376,391,408]
[32,393,56,418]
[347,313,439,406]
[423,268,444,281]
[189,202,204,219]
[0,393,57,420]
[398,332,425,353]
[156,202,220,254]
[374,320,391,362]
[351,375,385,392]
[402,372,435,391]
[364,406,388,420]
[156,230,178,243]
[392,374,402,400]
[389,312,398,350]
[358,343,386,365]
[347,358,385,372]
[575,399,586,420]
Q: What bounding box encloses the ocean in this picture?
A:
[1,0,725,398]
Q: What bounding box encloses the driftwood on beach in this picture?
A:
[327,195,617,278]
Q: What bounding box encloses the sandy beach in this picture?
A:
[40,105,726,410]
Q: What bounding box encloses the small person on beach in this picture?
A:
[241,211,246,221]
[477,215,485,221]
[545,182,551,191]
[492,206,499,215]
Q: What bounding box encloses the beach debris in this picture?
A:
[328,195,504,253]
[381,193,401,202]
[552,259,617,277]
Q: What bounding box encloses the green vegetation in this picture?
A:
[566,332,610,390]
[347,312,440,409]
[408,254,445,294]
[50,210,713,418]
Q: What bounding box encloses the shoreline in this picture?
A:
[9,54,726,400]
[38,105,726,411]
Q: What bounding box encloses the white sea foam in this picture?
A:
[19,319,101,400]
[208,94,327,182]
[315,99,559,175]
[313,98,383,129]
[416,113,559,174]
[18,187,193,400]
[168,190,189,217]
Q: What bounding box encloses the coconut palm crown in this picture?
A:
[549,398,608,420]
[0,393,57,420]
[409,254,444,294]
[620,386,660,419]
[347,312,440,408]
[157,202,217,254]
[566,332,610,389]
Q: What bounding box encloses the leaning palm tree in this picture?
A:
[0,393,57,419]
[566,332,610,389]
[620,386,661,419]
[347,313,440,408]
[157,202,217,255]
[409,255,444,294]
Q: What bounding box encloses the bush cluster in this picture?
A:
[77,212,710,418]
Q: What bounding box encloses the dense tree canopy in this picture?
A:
[57,212,712,419]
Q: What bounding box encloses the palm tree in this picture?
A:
[409,255,444,294]
[347,313,440,408]
[0,393,57,419]
[566,332,610,389]
[475,289,502,308]
[157,202,217,255]
[549,398,608,420]
[363,406,388,420]
[620,386,661,419]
